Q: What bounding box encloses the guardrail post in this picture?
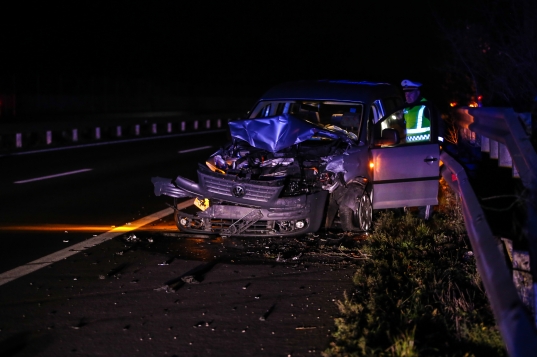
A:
[481,135,490,152]
[95,127,101,140]
[46,131,52,145]
[181,121,186,132]
[206,119,211,129]
[116,126,122,138]
[72,129,78,142]
[135,124,140,136]
[152,123,157,134]
[194,120,198,130]
[167,122,172,133]
[498,143,512,168]
[217,118,222,128]
[490,139,499,159]
[16,133,22,148]
[513,165,520,179]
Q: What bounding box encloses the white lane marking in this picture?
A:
[14,169,93,184]
[0,199,194,286]
[178,146,213,154]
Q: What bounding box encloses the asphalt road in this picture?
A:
[0,132,226,272]
[0,132,360,356]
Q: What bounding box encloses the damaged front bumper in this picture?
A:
[152,167,328,237]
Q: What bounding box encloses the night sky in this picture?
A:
[2,1,453,98]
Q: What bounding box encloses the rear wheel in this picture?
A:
[340,188,372,232]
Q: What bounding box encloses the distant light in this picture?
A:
[449,102,457,107]
[369,162,374,169]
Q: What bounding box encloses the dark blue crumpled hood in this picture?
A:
[228,114,355,152]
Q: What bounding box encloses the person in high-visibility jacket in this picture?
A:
[401,79,431,143]
[400,79,433,220]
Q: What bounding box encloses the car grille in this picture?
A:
[198,171,283,203]
[210,219,273,234]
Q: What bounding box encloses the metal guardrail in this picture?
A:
[441,151,537,357]
[441,107,537,357]
[0,112,238,156]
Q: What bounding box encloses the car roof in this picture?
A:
[258,80,401,103]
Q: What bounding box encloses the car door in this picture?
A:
[370,102,441,209]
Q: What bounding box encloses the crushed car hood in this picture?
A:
[228,114,356,153]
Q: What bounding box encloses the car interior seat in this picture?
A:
[331,112,360,131]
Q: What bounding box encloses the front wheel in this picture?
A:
[339,189,372,232]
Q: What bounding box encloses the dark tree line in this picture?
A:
[435,0,537,111]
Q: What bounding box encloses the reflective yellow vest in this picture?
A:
[403,97,430,142]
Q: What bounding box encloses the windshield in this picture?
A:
[249,100,364,130]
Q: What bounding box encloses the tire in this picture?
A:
[339,188,372,232]
[355,193,372,231]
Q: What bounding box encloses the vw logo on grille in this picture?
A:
[232,185,246,198]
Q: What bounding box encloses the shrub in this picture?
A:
[324,180,506,357]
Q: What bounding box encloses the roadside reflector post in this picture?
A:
[194,120,198,130]
[498,143,512,168]
[217,118,222,128]
[167,122,172,133]
[95,127,101,140]
[513,164,520,178]
[206,119,211,129]
[181,121,186,132]
[490,139,499,159]
[16,133,22,148]
[46,131,52,145]
[72,129,78,142]
[152,123,157,134]
[481,136,490,152]
[116,126,122,138]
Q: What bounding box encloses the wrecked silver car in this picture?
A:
[152,80,442,237]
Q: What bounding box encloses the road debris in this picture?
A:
[124,234,140,242]
[105,263,130,279]
[156,260,218,292]
[259,304,276,321]
[71,318,88,330]
[181,275,200,284]
[158,257,175,266]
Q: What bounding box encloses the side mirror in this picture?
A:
[374,128,400,147]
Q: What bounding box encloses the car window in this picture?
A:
[249,100,364,132]
[381,97,405,116]
[375,102,435,145]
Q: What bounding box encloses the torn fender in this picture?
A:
[152,176,197,198]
